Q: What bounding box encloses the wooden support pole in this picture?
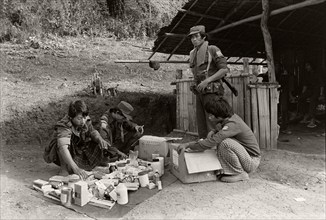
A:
[261,0,276,83]
[243,58,249,73]
[114,59,266,66]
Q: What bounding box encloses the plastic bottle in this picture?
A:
[157,181,162,191]
[146,164,153,172]
[146,164,154,179]
[151,159,161,176]
[153,170,160,186]
[156,157,164,175]
[115,183,128,205]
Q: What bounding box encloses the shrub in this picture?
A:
[0,0,186,42]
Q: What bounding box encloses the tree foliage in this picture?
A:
[0,0,187,42]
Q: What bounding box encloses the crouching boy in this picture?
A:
[99,101,144,155]
[43,100,121,179]
[177,97,261,183]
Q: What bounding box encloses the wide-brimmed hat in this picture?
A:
[188,25,206,36]
[117,101,134,120]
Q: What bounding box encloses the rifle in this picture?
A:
[222,77,238,96]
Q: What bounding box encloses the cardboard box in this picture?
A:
[74,181,90,206]
[138,135,169,161]
[169,143,222,183]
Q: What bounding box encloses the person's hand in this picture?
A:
[207,130,215,139]
[135,125,144,134]
[101,122,107,129]
[197,79,209,92]
[72,166,88,180]
[99,138,111,150]
[177,143,189,154]
[118,151,128,159]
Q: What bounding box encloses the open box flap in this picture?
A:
[184,150,222,174]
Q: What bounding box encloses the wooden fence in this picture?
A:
[173,74,279,149]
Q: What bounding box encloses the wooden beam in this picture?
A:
[214,0,248,29]
[165,33,185,38]
[209,0,326,35]
[276,10,295,28]
[115,60,188,64]
[114,60,266,66]
[178,8,223,22]
[261,0,276,83]
[177,2,322,39]
[148,0,199,59]
[167,0,219,60]
[165,32,263,45]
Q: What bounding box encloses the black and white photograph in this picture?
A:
[1,0,325,219]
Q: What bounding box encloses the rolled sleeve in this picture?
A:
[56,127,72,149]
[199,121,240,148]
[209,46,228,70]
[100,111,111,124]
[57,137,70,149]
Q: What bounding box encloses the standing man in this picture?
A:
[188,25,229,138]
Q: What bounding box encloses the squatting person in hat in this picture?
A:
[44,100,118,180]
[188,25,229,139]
[99,101,144,156]
[177,97,261,183]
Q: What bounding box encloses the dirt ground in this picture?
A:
[1,37,325,219]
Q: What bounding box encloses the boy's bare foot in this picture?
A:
[220,172,249,183]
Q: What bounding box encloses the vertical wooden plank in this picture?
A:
[264,86,271,150]
[257,86,267,149]
[187,81,195,133]
[232,77,239,116]
[244,76,252,128]
[243,58,249,74]
[192,87,198,133]
[270,86,278,149]
[183,81,189,132]
[180,81,184,131]
[238,76,245,119]
[250,86,260,145]
[176,82,180,130]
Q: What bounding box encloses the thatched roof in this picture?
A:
[150,0,326,61]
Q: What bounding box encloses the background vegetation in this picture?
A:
[0,0,187,43]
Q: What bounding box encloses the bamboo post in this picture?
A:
[250,85,260,144]
[244,75,251,128]
[270,87,279,149]
[261,0,276,83]
[243,58,249,74]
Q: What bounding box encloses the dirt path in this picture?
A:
[1,142,325,219]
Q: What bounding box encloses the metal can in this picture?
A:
[61,186,72,207]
